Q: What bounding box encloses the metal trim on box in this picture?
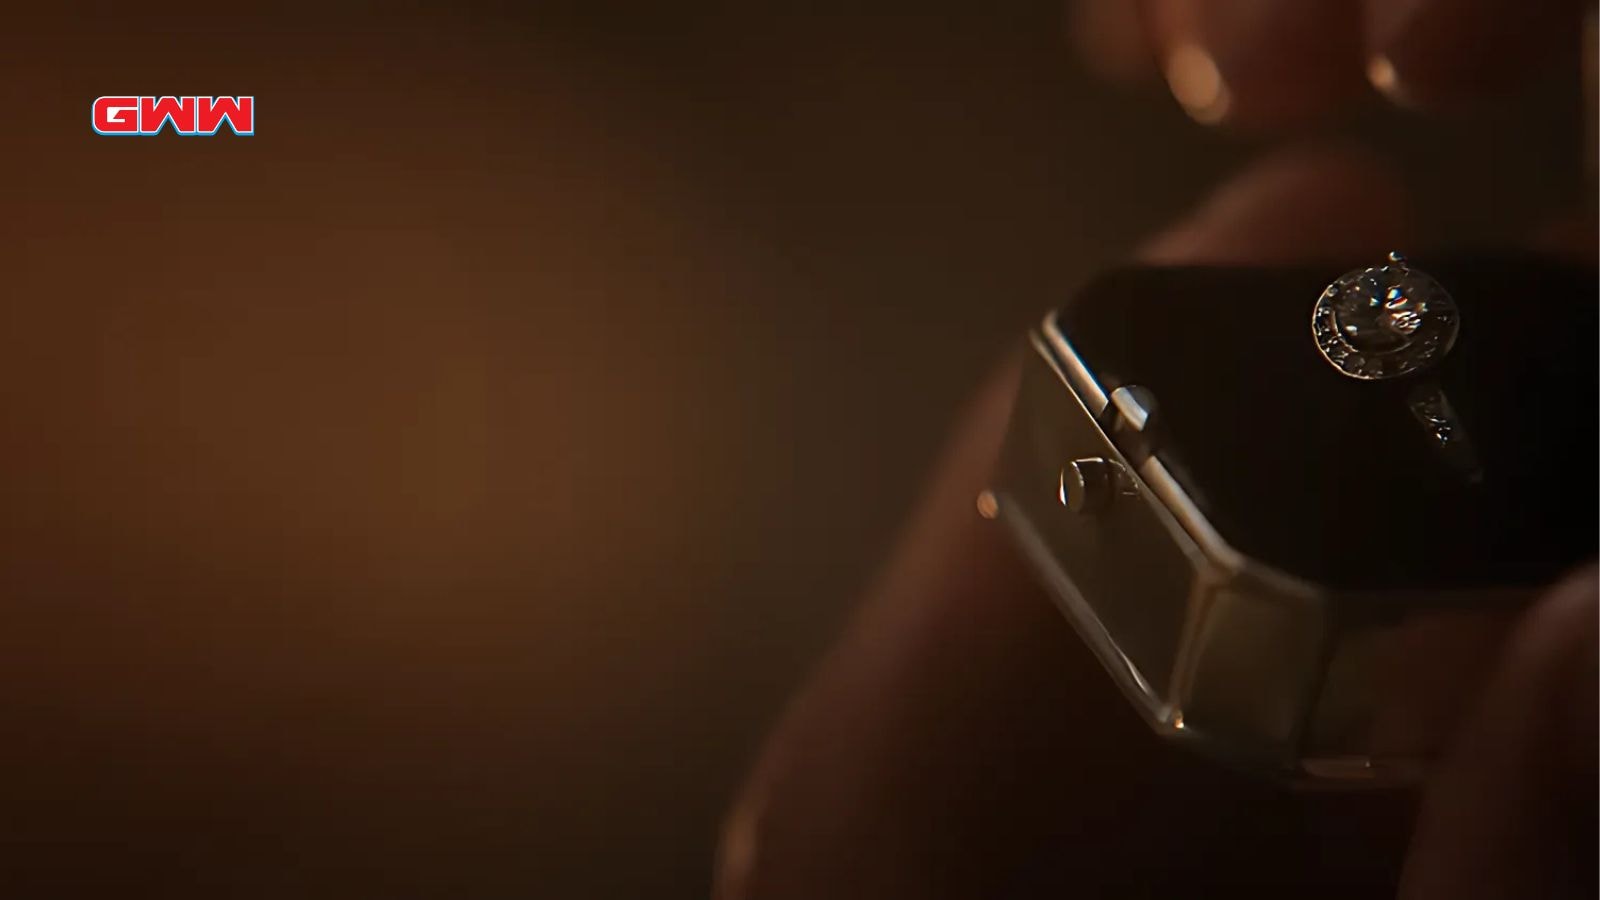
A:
[989,312,1515,785]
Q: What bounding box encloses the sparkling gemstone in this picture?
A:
[1328,265,1443,354]
[1311,254,1460,381]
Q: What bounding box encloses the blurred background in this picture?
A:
[1,3,1585,897]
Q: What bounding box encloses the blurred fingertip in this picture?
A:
[1362,0,1588,110]
[1163,41,1234,125]
[1146,0,1366,130]
[1365,54,1419,108]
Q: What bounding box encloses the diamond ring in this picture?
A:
[1311,252,1459,381]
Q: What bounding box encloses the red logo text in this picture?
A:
[92,96,255,136]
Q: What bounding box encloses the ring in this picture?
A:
[1313,252,1481,480]
[1311,252,1459,381]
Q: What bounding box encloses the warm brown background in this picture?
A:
[0,4,1584,897]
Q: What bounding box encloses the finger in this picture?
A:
[1141,0,1368,128]
[716,147,1417,900]
[1399,568,1598,900]
[1364,0,1590,107]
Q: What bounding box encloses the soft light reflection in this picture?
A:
[1163,43,1231,125]
[975,490,999,520]
[1366,55,1408,105]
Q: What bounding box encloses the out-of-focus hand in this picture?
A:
[1071,0,1594,125]
[716,5,1596,898]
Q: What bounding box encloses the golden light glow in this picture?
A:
[1163,43,1231,125]
[975,490,1000,520]
[1366,55,1409,105]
